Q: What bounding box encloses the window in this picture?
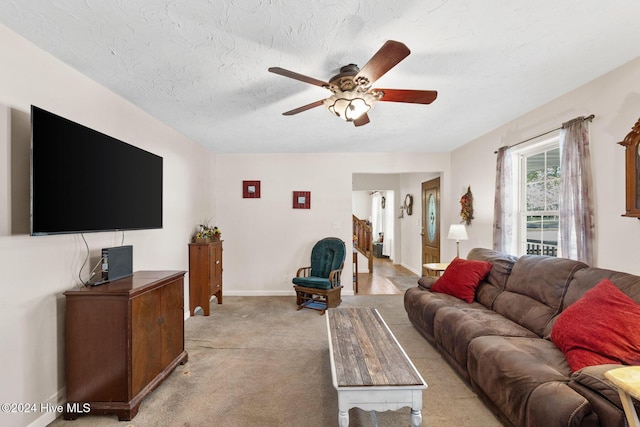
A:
[516,137,560,257]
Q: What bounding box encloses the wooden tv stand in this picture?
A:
[63,270,188,421]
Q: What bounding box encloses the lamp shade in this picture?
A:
[447,224,468,241]
[324,90,378,121]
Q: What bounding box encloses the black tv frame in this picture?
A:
[30,105,163,236]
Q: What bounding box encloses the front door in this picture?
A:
[421,178,441,276]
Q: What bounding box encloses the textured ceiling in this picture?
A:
[1,1,640,154]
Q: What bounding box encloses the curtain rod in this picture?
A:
[494,114,595,154]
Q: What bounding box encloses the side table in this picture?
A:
[605,366,640,427]
[423,262,450,277]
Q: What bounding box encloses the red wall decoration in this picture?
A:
[243,180,261,198]
[293,191,311,209]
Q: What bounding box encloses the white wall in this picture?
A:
[0,25,215,427]
[351,190,371,220]
[215,152,451,295]
[450,56,640,273]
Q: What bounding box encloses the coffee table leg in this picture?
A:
[338,409,349,427]
[411,408,422,426]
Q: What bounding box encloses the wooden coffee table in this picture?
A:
[326,307,427,427]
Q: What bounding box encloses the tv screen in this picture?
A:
[30,105,163,235]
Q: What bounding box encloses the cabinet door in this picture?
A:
[189,244,209,314]
[161,278,185,367]
[131,290,162,397]
[66,297,128,402]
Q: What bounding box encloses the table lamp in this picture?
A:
[448,224,468,258]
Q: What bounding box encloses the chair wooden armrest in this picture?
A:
[328,268,343,288]
[296,266,312,277]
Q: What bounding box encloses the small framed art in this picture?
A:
[293,191,311,209]
[243,180,261,198]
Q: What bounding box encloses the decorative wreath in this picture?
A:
[460,186,474,225]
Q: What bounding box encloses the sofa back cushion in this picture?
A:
[467,248,518,309]
[563,267,640,309]
[492,255,588,337]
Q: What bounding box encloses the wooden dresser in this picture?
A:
[63,270,187,421]
[188,241,223,316]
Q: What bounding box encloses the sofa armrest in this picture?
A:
[571,364,638,409]
[417,275,438,290]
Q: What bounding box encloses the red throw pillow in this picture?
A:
[430,257,492,303]
[550,279,640,372]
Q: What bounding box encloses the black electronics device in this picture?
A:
[30,105,163,236]
[99,245,133,284]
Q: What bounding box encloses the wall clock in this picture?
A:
[405,194,413,216]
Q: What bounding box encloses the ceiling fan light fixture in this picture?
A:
[324,90,378,122]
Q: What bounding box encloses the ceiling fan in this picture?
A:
[268,40,437,127]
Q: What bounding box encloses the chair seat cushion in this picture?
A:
[292,276,332,290]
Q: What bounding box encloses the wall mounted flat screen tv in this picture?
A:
[30,105,163,235]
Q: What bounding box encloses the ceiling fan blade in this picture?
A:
[353,114,370,127]
[375,89,438,104]
[355,40,411,86]
[282,100,325,116]
[268,67,329,87]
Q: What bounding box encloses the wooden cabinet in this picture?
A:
[188,241,223,316]
[63,271,187,421]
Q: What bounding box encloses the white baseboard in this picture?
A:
[182,289,357,320]
[224,290,296,297]
[401,263,421,276]
[27,387,65,427]
[223,289,356,297]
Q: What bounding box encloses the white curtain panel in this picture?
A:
[559,118,595,265]
[493,146,513,253]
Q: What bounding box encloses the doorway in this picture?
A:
[421,178,441,276]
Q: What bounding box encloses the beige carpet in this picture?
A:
[49,294,501,427]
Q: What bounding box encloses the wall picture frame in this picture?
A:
[243,180,261,198]
[293,191,311,209]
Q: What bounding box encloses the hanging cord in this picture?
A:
[78,233,104,287]
[494,114,595,153]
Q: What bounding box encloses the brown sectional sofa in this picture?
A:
[404,248,640,427]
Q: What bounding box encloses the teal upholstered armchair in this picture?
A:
[292,237,346,314]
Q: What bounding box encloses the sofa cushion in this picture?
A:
[550,278,640,371]
[434,305,537,379]
[467,248,518,309]
[404,287,471,344]
[467,335,594,427]
[492,255,588,337]
[430,257,492,303]
[564,267,640,310]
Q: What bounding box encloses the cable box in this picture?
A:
[101,245,133,283]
